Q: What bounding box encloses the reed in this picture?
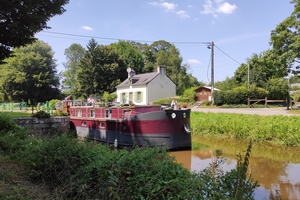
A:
[191,112,300,147]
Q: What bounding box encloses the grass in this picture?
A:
[191,111,300,147]
[0,111,33,118]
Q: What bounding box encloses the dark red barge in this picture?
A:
[65,101,191,150]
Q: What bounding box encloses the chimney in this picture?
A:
[157,66,166,75]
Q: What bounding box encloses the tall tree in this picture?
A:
[0,40,61,103]
[234,50,284,88]
[111,41,144,74]
[0,0,70,63]
[62,43,85,98]
[76,39,127,97]
[270,0,300,76]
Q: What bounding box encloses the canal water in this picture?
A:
[169,136,300,200]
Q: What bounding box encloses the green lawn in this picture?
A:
[0,111,32,118]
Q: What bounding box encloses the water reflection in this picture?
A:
[169,136,300,200]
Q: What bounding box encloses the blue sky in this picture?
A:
[35,0,294,83]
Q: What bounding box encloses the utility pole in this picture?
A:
[247,63,250,88]
[211,41,214,104]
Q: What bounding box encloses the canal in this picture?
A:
[169,135,300,200]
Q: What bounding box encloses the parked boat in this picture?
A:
[64,100,191,150]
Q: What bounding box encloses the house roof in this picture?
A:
[195,86,220,91]
[116,72,158,88]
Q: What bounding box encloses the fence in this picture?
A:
[247,97,292,109]
[0,101,54,114]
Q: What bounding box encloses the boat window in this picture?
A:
[77,109,82,117]
[81,121,86,126]
[105,109,111,118]
[90,110,95,118]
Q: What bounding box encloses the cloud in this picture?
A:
[217,2,237,14]
[81,26,93,31]
[176,10,190,18]
[201,0,237,16]
[188,59,201,64]
[148,1,177,12]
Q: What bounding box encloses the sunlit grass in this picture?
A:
[0,111,32,118]
[191,112,300,147]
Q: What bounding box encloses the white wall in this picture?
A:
[116,85,147,105]
[147,74,176,104]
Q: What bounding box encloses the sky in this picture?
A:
[35,0,294,83]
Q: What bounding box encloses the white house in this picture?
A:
[115,66,176,105]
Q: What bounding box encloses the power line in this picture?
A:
[41,31,212,46]
[214,44,241,65]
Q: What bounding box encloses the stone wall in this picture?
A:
[13,117,70,138]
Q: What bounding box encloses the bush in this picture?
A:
[0,114,29,156]
[53,110,68,116]
[182,86,197,103]
[32,110,50,118]
[49,99,61,110]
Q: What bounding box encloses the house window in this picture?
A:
[77,109,82,117]
[121,93,126,103]
[129,92,133,102]
[90,110,95,118]
[136,91,142,102]
[204,91,207,95]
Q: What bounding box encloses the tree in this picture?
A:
[0,0,70,62]
[111,41,144,74]
[62,43,85,98]
[234,50,284,88]
[0,40,61,104]
[76,39,127,97]
[270,0,300,76]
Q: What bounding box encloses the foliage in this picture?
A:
[0,0,70,62]
[270,0,300,76]
[32,111,51,119]
[266,78,288,100]
[17,133,257,199]
[182,86,198,103]
[0,114,29,156]
[191,111,300,146]
[111,40,144,74]
[49,99,61,110]
[214,85,268,106]
[0,40,61,103]
[102,91,117,103]
[53,110,68,116]
[215,77,239,91]
[152,98,172,105]
[76,39,127,96]
[61,43,85,98]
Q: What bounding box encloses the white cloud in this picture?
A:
[217,2,237,14]
[188,59,201,64]
[148,1,177,12]
[201,0,237,16]
[81,26,93,31]
[176,10,190,18]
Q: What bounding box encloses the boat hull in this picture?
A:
[69,105,191,150]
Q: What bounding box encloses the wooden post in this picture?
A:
[248,98,250,108]
[265,97,267,108]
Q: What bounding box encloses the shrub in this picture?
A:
[53,110,68,116]
[32,110,50,118]
[182,86,197,103]
[49,99,61,110]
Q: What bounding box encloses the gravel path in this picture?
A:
[191,107,300,116]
